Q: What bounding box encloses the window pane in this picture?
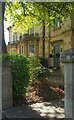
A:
[21,46,24,55]
[29,44,34,53]
[13,32,17,41]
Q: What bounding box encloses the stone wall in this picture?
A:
[60,48,74,118]
[49,17,72,75]
[16,36,39,56]
[2,60,13,110]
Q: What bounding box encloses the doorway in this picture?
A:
[54,45,60,69]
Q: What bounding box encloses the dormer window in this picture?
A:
[57,19,60,27]
[29,28,34,35]
[54,18,60,28]
[28,24,34,35]
[20,33,24,39]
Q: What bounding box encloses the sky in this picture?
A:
[4,28,9,45]
[4,18,11,45]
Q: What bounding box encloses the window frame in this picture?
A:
[28,44,35,56]
[21,45,24,55]
[13,32,17,41]
[54,18,60,29]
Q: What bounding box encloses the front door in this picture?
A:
[54,45,60,69]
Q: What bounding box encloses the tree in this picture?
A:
[1,2,7,53]
[5,2,74,56]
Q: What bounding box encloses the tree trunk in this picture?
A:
[71,11,74,48]
[42,20,45,58]
[2,2,7,53]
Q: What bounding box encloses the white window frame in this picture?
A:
[13,32,17,41]
[54,18,60,28]
[57,19,60,28]
[21,45,24,55]
[28,44,35,56]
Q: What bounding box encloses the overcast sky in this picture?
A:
[4,28,9,45]
[4,19,11,45]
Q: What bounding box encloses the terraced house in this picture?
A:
[7,16,73,76]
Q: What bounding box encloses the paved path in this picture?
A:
[2,99,65,119]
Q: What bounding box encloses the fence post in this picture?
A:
[2,60,13,110]
[60,48,74,118]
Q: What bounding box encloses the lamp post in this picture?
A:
[2,2,7,53]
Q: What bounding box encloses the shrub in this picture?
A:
[37,67,52,82]
[28,56,53,83]
[2,54,53,99]
[28,56,42,80]
[39,57,49,68]
[2,54,30,99]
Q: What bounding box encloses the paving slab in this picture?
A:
[2,105,41,118]
[29,99,65,119]
[2,99,65,119]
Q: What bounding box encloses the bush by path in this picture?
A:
[2,54,30,100]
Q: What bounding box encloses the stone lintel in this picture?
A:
[60,48,74,63]
[50,39,63,44]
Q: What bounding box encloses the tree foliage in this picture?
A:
[4,2,74,57]
[5,2,74,33]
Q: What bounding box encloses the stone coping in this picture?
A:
[2,60,13,67]
[60,48,74,63]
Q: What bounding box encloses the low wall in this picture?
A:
[2,60,13,110]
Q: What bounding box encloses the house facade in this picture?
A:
[7,17,73,76]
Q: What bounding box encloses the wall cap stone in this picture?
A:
[2,60,13,67]
[60,48,74,63]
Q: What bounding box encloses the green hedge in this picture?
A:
[28,56,52,82]
[28,56,42,80]
[2,54,30,99]
[2,54,52,99]
[39,57,49,68]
